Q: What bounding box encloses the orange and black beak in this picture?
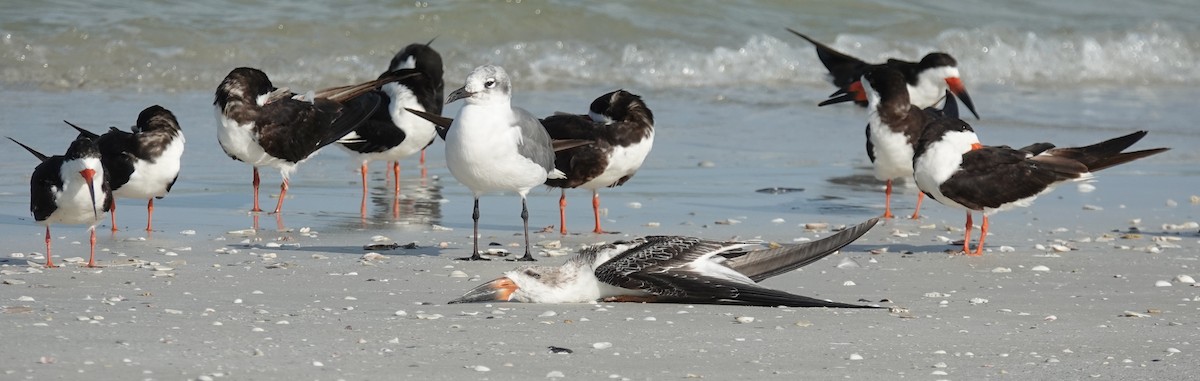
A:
[818,81,867,107]
[944,77,979,120]
[448,277,519,304]
[80,168,99,219]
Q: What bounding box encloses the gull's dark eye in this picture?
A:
[524,269,541,279]
[484,79,496,88]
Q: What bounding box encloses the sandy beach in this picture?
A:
[4,1,1200,379]
[1,88,1197,380]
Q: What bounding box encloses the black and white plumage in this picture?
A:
[10,136,113,268]
[787,28,979,119]
[334,42,444,217]
[443,65,564,262]
[860,66,956,219]
[65,105,184,232]
[913,117,1168,255]
[213,67,382,215]
[543,90,655,235]
[449,218,880,307]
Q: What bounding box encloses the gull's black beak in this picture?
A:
[448,277,518,304]
[446,86,472,104]
[945,77,980,119]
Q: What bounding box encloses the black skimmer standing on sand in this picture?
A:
[786,28,979,119]
[334,41,444,217]
[213,67,382,216]
[10,136,113,268]
[860,66,956,219]
[443,65,564,262]
[449,218,880,307]
[913,119,1168,255]
[64,105,184,233]
[543,90,654,235]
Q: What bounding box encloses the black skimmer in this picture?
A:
[213,67,382,215]
[334,41,444,217]
[860,65,957,219]
[913,119,1168,255]
[543,90,655,235]
[786,28,979,119]
[449,218,880,307]
[64,105,184,233]
[443,65,564,262]
[10,136,113,268]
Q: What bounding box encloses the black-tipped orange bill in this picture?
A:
[448,277,518,304]
[80,168,98,219]
[818,81,866,107]
[944,77,980,120]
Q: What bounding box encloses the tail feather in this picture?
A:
[1047,131,1168,172]
[724,218,879,283]
[406,107,452,140]
[1085,148,1170,172]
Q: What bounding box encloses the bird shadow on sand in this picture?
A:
[842,242,962,256]
[256,243,448,257]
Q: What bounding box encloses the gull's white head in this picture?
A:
[446,64,511,106]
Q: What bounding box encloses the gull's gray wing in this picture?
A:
[512,106,556,173]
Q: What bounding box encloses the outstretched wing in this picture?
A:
[595,236,874,308]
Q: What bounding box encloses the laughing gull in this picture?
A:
[449,218,881,307]
[64,105,184,233]
[10,136,113,268]
[443,64,564,261]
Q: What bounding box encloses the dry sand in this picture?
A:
[2,90,1198,380]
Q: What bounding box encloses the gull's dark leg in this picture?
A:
[514,197,536,262]
[458,197,488,261]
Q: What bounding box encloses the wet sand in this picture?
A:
[1,89,1198,380]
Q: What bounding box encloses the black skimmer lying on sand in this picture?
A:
[859,66,958,219]
[10,136,113,268]
[333,41,444,216]
[450,218,880,307]
[913,119,1168,255]
[786,28,979,119]
[443,65,564,262]
[543,90,654,235]
[64,105,184,232]
[213,67,382,215]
